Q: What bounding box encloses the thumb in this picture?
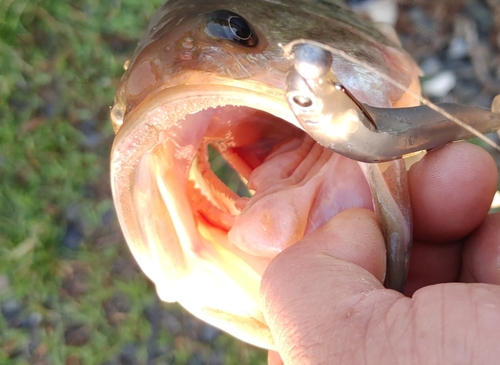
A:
[260,208,500,365]
[260,208,391,364]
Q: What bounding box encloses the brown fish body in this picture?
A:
[111,0,420,349]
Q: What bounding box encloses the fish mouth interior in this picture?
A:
[111,98,376,348]
[133,104,374,266]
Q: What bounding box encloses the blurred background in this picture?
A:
[1,0,499,364]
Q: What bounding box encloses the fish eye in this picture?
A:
[204,10,258,47]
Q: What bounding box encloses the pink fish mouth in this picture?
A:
[184,106,373,257]
[111,82,374,348]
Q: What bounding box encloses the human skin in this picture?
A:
[261,142,500,365]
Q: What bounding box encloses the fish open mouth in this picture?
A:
[186,105,373,255]
[111,81,374,348]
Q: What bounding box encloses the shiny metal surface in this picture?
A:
[287,42,500,163]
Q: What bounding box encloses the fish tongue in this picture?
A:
[228,135,373,258]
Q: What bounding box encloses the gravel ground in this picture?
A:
[2,1,499,364]
[396,0,500,175]
[398,0,500,105]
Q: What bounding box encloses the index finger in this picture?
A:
[409,142,497,242]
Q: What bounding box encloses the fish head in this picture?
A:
[110,0,421,349]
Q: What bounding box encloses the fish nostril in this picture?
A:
[204,9,258,47]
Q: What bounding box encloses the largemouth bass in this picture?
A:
[110,0,423,349]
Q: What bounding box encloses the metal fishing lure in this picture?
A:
[286,43,500,163]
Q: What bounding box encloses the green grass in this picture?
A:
[0,1,266,363]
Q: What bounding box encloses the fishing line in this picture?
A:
[281,39,500,153]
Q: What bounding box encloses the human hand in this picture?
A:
[261,142,500,365]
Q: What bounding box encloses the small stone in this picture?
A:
[20,312,43,328]
[466,2,493,35]
[196,324,221,343]
[451,78,482,100]
[447,37,468,59]
[64,324,90,346]
[408,6,435,31]
[163,313,183,336]
[419,56,442,76]
[422,70,457,98]
[469,93,492,109]
[61,265,89,297]
[28,312,43,327]
[119,343,138,365]
[61,220,84,252]
[79,119,103,148]
[103,293,131,326]
[491,95,500,113]
[1,299,22,326]
[349,0,399,26]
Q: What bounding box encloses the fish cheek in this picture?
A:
[119,39,176,111]
[125,60,157,98]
